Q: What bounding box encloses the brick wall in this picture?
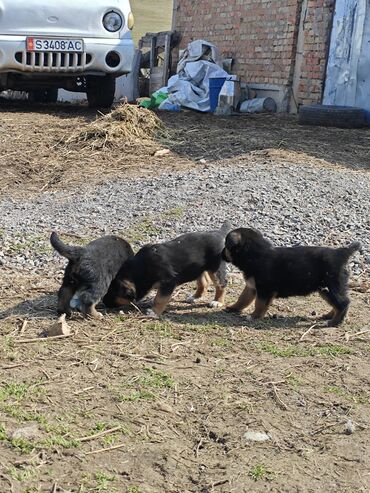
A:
[174,0,334,110]
[295,0,335,106]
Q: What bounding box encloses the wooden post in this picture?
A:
[162,33,171,86]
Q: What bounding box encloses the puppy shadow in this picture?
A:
[170,301,210,312]
[165,307,312,330]
[0,292,57,321]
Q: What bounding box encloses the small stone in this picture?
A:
[154,402,175,414]
[45,314,71,337]
[11,423,41,441]
[154,148,171,157]
[344,420,356,435]
[244,431,271,443]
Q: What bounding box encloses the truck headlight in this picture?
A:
[103,11,123,32]
[127,12,135,30]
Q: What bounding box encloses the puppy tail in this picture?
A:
[219,221,232,236]
[50,232,83,260]
[340,241,363,261]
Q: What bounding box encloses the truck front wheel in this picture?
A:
[86,76,115,109]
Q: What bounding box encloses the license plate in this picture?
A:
[26,37,83,53]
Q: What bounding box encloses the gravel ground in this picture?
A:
[0,159,369,276]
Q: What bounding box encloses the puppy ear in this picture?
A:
[226,231,242,249]
[122,280,136,292]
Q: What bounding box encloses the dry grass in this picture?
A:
[66,104,170,150]
[0,101,189,198]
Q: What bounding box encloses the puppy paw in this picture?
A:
[89,311,103,319]
[57,310,71,318]
[185,294,202,304]
[145,309,160,319]
[224,305,241,313]
[208,301,223,309]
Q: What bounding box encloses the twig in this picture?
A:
[262,379,286,386]
[1,363,26,370]
[299,323,319,341]
[78,426,121,443]
[211,479,229,489]
[19,320,28,335]
[74,386,95,395]
[311,421,345,436]
[115,403,125,417]
[345,329,370,342]
[270,384,288,410]
[15,334,73,344]
[85,442,126,455]
[174,383,178,405]
[194,438,204,458]
[129,302,143,314]
[41,369,51,380]
[50,483,57,493]
[110,350,167,365]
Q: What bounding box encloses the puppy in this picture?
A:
[50,232,134,318]
[103,222,231,317]
[222,228,361,326]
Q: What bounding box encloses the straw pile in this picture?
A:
[67,103,168,149]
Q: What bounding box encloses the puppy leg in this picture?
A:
[147,285,175,318]
[320,309,335,321]
[319,289,349,327]
[83,302,103,319]
[208,268,227,308]
[248,296,274,320]
[186,272,210,304]
[57,283,76,317]
[225,277,256,313]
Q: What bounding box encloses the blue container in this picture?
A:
[209,77,226,112]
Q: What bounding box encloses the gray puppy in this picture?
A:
[50,232,133,318]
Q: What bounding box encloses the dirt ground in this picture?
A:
[1,99,369,199]
[0,101,369,493]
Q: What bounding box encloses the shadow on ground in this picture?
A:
[165,307,315,330]
[160,111,370,170]
[0,292,56,321]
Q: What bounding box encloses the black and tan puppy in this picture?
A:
[103,222,231,317]
[222,228,361,326]
[50,232,134,318]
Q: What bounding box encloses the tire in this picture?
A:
[86,75,115,109]
[298,104,366,129]
[29,88,58,103]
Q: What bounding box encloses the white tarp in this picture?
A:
[165,40,229,112]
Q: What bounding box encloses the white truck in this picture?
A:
[0,0,135,107]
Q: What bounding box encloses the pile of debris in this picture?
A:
[136,38,277,116]
[67,104,169,149]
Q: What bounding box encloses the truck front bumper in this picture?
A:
[0,35,135,76]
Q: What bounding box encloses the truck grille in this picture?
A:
[15,51,92,72]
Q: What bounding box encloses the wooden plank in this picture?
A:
[162,33,171,85]
[150,35,157,70]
